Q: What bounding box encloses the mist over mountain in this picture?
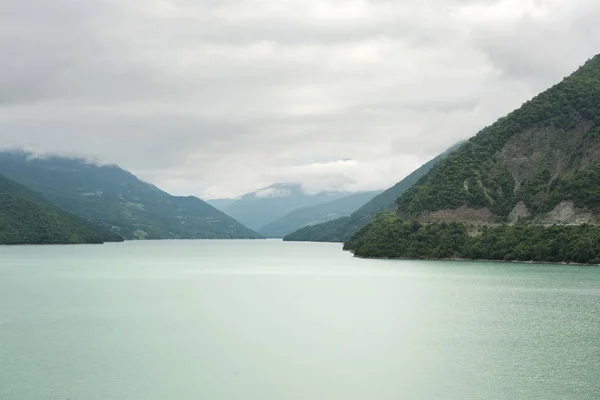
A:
[208,183,359,231]
[0,151,262,240]
[205,198,238,210]
[284,143,461,242]
[258,190,382,238]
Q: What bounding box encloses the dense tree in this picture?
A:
[346,55,600,264]
[396,55,600,220]
[0,174,124,245]
[345,213,600,264]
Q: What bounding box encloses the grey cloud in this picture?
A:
[1,0,598,198]
[469,0,600,87]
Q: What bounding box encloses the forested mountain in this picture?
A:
[0,152,262,240]
[395,55,600,224]
[283,145,459,242]
[210,183,354,231]
[346,54,600,263]
[0,173,124,244]
[258,190,381,238]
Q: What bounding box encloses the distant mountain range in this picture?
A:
[283,144,461,242]
[0,173,123,244]
[207,183,361,232]
[0,151,262,240]
[203,198,238,210]
[258,190,382,238]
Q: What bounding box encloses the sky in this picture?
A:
[1,0,599,199]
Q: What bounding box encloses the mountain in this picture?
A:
[345,54,600,263]
[205,198,238,210]
[394,55,600,224]
[0,173,124,245]
[0,152,262,240]
[258,190,381,238]
[283,144,460,242]
[211,183,354,231]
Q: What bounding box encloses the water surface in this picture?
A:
[1,240,599,399]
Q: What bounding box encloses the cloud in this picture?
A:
[0,0,598,198]
[254,187,293,198]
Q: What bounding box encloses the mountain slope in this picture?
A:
[205,198,237,210]
[258,190,381,238]
[395,54,600,224]
[346,54,600,264]
[283,145,459,242]
[214,183,353,231]
[0,152,262,240]
[282,217,352,243]
[0,173,124,244]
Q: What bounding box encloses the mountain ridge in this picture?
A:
[0,151,262,240]
[283,143,461,242]
[210,183,357,231]
[0,173,124,244]
[395,54,600,223]
[258,190,382,238]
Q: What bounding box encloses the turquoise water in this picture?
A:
[1,240,599,399]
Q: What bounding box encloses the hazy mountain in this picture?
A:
[205,198,238,210]
[0,151,262,240]
[211,183,354,231]
[258,190,382,238]
[0,173,124,244]
[346,54,600,264]
[283,144,460,242]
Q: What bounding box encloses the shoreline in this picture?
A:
[0,242,107,247]
[0,237,270,246]
[351,252,600,266]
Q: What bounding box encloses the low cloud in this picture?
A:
[254,187,293,198]
[1,0,598,198]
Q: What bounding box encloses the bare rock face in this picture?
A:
[497,123,594,196]
[543,201,593,224]
[419,206,494,222]
[508,201,531,222]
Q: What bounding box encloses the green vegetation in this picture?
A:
[0,174,124,245]
[396,54,600,220]
[345,213,600,264]
[0,152,262,240]
[548,161,600,213]
[282,217,351,242]
[284,144,460,242]
[346,55,600,263]
[259,191,381,238]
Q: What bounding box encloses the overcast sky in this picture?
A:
[1,0,598,199]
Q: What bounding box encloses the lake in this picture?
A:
[1,240,599,399]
